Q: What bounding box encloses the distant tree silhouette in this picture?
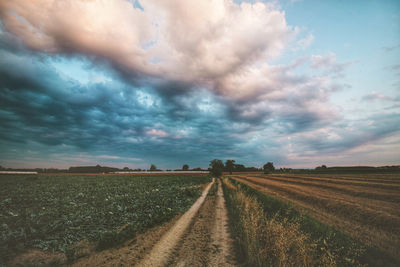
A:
[234,164,246,172]
[210,159,224,177]
[182,164,189,171]
[263,162,275,174]
[149,164,157,171]
[225,159,235,174]
[315,165,328,171]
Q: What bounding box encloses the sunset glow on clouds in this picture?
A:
[0,0,399,169]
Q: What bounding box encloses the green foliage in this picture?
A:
[209,159,224,177]
[0,174,210,264]
[65,246,77,263]
[263,162,275,174]
[182,164,189,171]
[225,160,235,174]
[96,230,120,251]
[149,164,157,171]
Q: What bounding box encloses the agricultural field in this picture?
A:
[0,174,211,265]
[228,172,400,264]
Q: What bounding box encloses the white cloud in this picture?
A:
[310,52,356,75]
[97,155,121,159]
[296,33,314,50]
[311,52,338,69]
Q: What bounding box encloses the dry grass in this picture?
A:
[223,179,334,267]
[229,173,400,260]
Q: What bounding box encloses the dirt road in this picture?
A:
[136,178,237,267]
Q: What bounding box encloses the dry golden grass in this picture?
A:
[229,173,400,260]
[223,178,333,267]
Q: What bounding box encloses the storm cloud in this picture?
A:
[0,0,399,168]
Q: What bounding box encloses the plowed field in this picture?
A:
[229,173,400,259]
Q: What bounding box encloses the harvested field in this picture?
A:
[229,173,400,260]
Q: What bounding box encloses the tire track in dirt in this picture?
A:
[170,179,237,267]
[135,179,215,267]
[207,179,237,266]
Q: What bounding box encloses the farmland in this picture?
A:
[0,174,210,265]
[1,171,399,266]
[228,172,400,262]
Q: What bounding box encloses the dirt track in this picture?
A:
[136,178,237,267]
[169,179,237,267]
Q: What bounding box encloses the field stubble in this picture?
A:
[230,173,400,260]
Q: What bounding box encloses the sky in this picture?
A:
[0,0,399,169]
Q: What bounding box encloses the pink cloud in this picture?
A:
[146,129,169,138]
[362,91,393,101]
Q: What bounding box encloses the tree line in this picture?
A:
[209,159,275,177]
[1,163,398,174]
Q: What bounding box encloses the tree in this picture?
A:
[149,164,157,171]
[263,162,275,174]
[209,159,224,177]
[234,164,246,172]
[315,165,327,171]
[182,164,189,171]
[225,159,235,174]
[123,167,130,171]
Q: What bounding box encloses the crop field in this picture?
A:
[229,172,400,261]
[0,174,211,265]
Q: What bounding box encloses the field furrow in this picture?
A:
[254,174,400,191]
[235,176,400,228]
[243,174,400,203]
[229,173,400,260]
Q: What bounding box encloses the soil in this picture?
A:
[8,178,238,267]
[135,180,215,266]
[168,179,237,267]
[71,217,180,267]
[7,249,66,266]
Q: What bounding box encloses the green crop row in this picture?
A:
[0,174,210,264]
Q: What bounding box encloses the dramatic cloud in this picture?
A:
[0,0,341,127]
[0,0,290,83]
[0,0,399,168]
